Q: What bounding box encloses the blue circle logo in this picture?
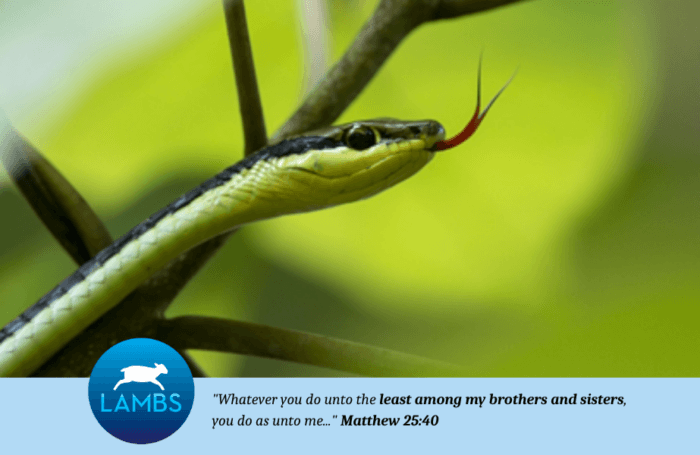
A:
[88,338,195,444]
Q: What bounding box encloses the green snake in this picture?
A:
[0,65,513,377]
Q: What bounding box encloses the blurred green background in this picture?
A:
[1,0,698,376]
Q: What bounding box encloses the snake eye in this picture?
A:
[345,126,377,150]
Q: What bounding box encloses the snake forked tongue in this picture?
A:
[432,58,517,151]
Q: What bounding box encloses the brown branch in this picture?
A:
[157,316,463,377]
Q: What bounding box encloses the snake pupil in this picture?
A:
[346,127,377,150]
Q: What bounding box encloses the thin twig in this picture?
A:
[223,0,268,155]
[157,316,463,377]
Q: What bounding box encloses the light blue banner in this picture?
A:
[0,378,696,453]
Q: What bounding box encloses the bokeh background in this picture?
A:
[0,0,697,376]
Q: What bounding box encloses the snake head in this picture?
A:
[264,119,445,209]
[240,55,515,217]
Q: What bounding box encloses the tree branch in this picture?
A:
[1,111,112,265]
[157,316,462,377]
[223,0,268,155]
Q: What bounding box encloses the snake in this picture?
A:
[0,64,513,377]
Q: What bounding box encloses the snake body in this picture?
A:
[0,119,445,376]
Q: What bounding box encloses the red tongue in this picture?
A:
[433,57,517,151]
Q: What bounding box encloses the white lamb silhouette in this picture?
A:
[113,363,168,391]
